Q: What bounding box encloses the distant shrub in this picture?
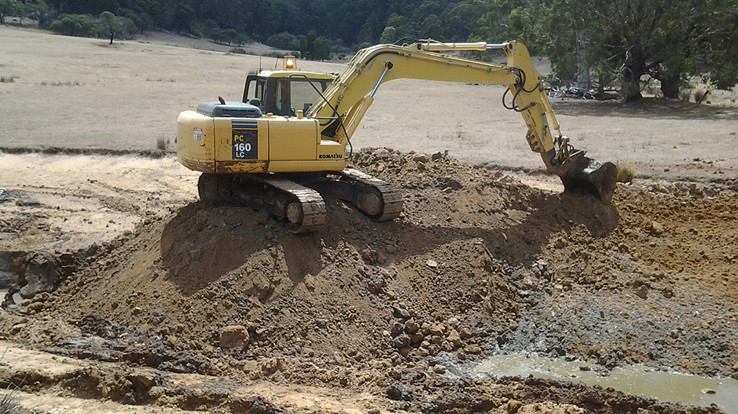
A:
[49,13,137,42]
[266,32,299,50]
[50,14,98,37]
[229,47,247,54]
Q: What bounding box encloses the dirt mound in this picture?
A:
[3,149,737,413]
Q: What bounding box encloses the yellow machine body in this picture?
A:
[177,109,345,174]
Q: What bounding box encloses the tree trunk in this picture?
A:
[621,67,644,102]
[659,74,680,99]
[621,78,642,102]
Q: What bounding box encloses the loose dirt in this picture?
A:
[2,26,738,414]
[2,149,737,413]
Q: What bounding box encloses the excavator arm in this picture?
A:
[306,40,617,202]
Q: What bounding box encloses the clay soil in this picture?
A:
[2,26,738,414]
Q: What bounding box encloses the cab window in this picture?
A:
[275,78,330,116]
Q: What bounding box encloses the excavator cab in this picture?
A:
[242,58,336,117]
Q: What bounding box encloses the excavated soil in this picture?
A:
[2,149,737,413]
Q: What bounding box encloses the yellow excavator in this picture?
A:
[177,40,617,233]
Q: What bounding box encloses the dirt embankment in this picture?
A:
[2,149,737,413]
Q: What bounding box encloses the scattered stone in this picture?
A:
[649,221,665,235]
[127,373,159,391]
[458,327,473,339]
[464,345,482,355]
[433,364,446,374]
[701,388,716,394]
[376,250,388,264]
[9,323,26,335]
[634,285,648,299]
[446,328,462,348]
[18,254,59,299]
[392,334,411,349]
[373,148,391,160]
[447,317,460,328]
[662,288,674,299]
[426,259,438,268]
[429,324,445,336]
[303,274,316,290]
[219,325,249,349]
[260,357,281,374]
[504,400,522,414]
[403,319,420,334]
[393,305,411,320]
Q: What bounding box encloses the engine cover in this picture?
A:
[196,102,262,118]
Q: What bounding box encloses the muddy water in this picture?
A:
[476,354,738,413]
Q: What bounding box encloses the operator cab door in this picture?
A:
[243,76,268,112]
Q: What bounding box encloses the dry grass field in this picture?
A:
[2,25,737,180]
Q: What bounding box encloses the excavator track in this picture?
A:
[198,173,326,234]
[308,168,403,222]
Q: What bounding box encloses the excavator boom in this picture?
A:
[307,40,616,202]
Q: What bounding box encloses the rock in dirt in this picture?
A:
[19,254,59,298]
[634,285,649,299]
[218,325,249,349]
[386,382,414,401]
[648,221,665,235]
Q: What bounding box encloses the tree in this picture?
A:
[50,14,99,37]
[421,14,443,39]
[267,31,300,50]
[100,11,136,44]
[537,0,738,100]
[313,36,332,60]
[223,28,239,45]
[380,26,397,44]
[299,30,317,60]
[174,3,194,33]
[0,0,17,24]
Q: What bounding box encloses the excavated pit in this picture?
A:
[1,149,738,413]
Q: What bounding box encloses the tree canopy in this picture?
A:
[5,0,737,98]
[475,0,738,100]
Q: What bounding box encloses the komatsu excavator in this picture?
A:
[177,40,617,233]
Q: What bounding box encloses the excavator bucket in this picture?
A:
[558,156,618,203]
